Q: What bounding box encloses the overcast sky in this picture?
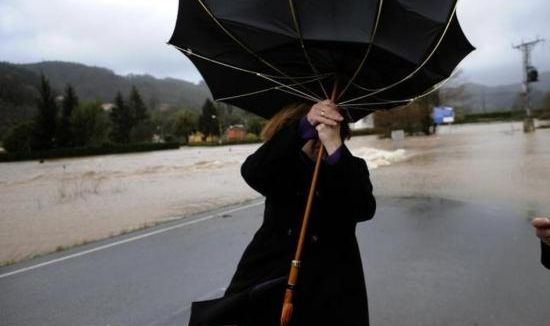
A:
[1,0,549,86]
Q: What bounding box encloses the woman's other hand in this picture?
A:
[316,123,341,155]
[307,100,343,126]
[308,100,344,155]
[531,217,550,246]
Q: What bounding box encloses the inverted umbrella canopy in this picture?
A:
[170,2,475,326]
[168,0,474,122]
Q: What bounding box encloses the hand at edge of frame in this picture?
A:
[531,217,550,246]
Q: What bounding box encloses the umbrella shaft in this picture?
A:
[281,83,338,326]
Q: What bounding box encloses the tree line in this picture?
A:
[2,75,155,153]
[1,75,267,154]
[167,98,265,143]
[372,82,550,136]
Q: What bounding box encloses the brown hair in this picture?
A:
[260,102,351,142]
[260,102,310,141]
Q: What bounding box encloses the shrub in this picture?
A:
[0,142,180,162]
[245,133,259,142]
[2,121,34,153]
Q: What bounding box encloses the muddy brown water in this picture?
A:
[0,121,548,264]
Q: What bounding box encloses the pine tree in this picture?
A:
[128,86,153,142]
[128,86,149,123]
[198,99,219,137]
[56,84,78,147]
[109,92,133,143]
[31,74,58,150]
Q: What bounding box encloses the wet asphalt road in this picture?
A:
[0,196,548,326]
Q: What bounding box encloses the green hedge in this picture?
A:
[350,127,385,137]
[457,111,524,124]
[186,138,263,147]
[0,142,181,162]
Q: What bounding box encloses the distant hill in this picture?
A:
[0,62,41,137]
[444,71,550,113]
[20,61,212,110]
[10,61,550,114]
[2,60,549,138]
[0,61,214,138]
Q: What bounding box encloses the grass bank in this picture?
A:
[0,142,181,162]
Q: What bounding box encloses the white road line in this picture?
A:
[0,201,264,279]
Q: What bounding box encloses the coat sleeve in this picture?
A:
[240,119,307,197]
[320,144,376,223]
[541,241,550,269]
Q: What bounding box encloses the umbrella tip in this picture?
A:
[280,302,293,326]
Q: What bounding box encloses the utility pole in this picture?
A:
[513,38,543,133]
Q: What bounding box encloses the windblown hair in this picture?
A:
[260,102,351,142]
[260,103,310,141]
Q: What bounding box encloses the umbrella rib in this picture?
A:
[264,73,331,80]
[340,100,411,107]
[194,0,323,101]
[338,1,459,105]
[172,45,322,102]
[340,68,459,107]
[339,107,380,114]
[216,74,332,102]
[288,0,329,99]
[336,0,384,102]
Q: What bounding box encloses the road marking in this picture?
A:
[0,201,264,279]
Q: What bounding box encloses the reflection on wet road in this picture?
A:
[362,196,549,326]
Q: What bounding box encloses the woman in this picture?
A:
[189,100,376,326]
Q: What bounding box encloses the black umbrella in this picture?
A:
[168,0,474,122]
[168,1,474,325]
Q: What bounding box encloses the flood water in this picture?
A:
[362,121,550,217]
[0,121,548,264]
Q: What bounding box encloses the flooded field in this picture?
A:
[0,136,404,264]
[0,121,549,264]
[363,121,550,217]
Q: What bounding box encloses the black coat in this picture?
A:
[189,119,376,326]
[541,241,550,269]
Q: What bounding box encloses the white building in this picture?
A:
[101,103,115,111]
[349,115,374,130]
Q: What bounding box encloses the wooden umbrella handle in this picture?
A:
[280,83,338,326]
